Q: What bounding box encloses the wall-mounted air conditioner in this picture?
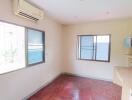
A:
[13,0,44,21]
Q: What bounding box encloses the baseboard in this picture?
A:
[22,73,61,100]
[62,72,112,82]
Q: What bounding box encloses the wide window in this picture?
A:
[78,35,110,62]
[0,21,45,74]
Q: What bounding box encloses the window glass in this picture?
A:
[96,36,110,61]
[28,29,43,44]
[78,35,110,62]
[0,22,25,74]
[27,29,44,65]
[80,36,94,60]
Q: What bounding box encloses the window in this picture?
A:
[78,35,110,62]
[0,21,45,74]
[0,22,25,74]
[27,29,45,65]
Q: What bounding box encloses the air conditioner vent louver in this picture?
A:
[13,0,44,22]
[18,12,39,21]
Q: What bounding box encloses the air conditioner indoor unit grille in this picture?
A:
[18,12,39,21]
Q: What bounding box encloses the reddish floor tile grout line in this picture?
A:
[28,74,122,100]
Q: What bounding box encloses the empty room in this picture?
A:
[0,0,132,100]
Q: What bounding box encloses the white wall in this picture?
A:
[62,19,132,81]
[0,0,63,100]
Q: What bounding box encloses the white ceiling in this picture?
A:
[27,0,132,25]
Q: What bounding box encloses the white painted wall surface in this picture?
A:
[0,0,63,100]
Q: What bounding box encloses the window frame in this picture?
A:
[0,20,45,75]
[26,27,45,67]
[77,34,111,62]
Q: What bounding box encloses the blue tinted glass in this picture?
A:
[124,37,131,48]
[28,29,43,44]
[27,29,44,65]
[28,49,43,64]
[81,49,93,59]
[80,36,94,46]
[80,36,94,59]
[96,36,109,61]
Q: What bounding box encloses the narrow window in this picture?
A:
[78,35,110,62]
[27,28,45,65]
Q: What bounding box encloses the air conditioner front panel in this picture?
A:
[13,0,44,21]
[19,0,43,17]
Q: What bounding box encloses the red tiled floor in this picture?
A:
[28,74,122,100]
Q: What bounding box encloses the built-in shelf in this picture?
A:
[114,67,132,100]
